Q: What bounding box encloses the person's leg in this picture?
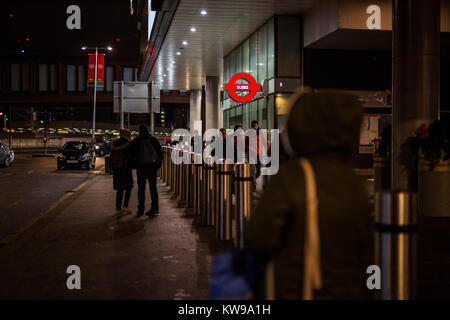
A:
[149,168,159,210]
[137,169,146,214]
[123,188,131,208]
[116,189,124,211]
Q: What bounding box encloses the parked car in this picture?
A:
[57,141,95,170]
[0,142,14,167]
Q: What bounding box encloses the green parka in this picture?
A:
[245,92,373,300]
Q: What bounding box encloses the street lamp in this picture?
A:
[81,45,112,144]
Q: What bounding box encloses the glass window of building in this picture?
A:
[257,24,268,83]
[78,65,86,92]
[39,64,58,92]
[39,64,49,92]
[243,39,250,74]
[123,67,138,81]
[249,33,257,81]
[10,63,30,92]
[66,65,76,92]
[105,66,114,92]
[10,63,21,92]
[267,18,275,79]
[50,64,58,92]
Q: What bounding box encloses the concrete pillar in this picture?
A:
[190,89,202,136]
[392,0,440,192]
[204,76,220,131]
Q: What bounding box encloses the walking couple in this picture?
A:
[110,125,163,217]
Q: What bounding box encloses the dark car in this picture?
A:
[0,142,14,167]
[57,141,96,170]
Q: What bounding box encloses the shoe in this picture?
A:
[115,209,122,216]
[136,209,144,217]
[145,207,159,217]
[122,207,132,215]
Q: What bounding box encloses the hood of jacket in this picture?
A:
[285,92,363,157]
[112,137,130,150]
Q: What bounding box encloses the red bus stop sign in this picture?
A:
[224,72,261,103]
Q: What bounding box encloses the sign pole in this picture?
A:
[92,47,98,144]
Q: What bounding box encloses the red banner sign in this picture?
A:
[224,72,261,103]
[88,54,105,83]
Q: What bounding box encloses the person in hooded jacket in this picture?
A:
[130,125,163,217]
[245,92,373,300]
[110,129,134,216]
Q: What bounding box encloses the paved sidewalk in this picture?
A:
[0,172,233,299]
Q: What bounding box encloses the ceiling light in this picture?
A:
[176,52,181,55]
[190,27,196,32]
[182,41,188,45]
[163,74,167,77]
[200,10,207,15]
[167,68,170,71]
[171,61,175,64]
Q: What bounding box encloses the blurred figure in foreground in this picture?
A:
[245,92,373,299]
[110,129,133,216]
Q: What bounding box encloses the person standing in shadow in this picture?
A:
[130,125,163,217]
[110,129,133,216]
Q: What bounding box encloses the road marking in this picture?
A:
[0,163,105,248]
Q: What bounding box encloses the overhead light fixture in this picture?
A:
[182,40,188,45]
[163,74,167,77]
[200,10,207,15]
[171,61,175,64]
[81,46,87,50]
[190,27,196,32]
[176,52,181,55]
[107,46,113,51]
[167,68,170,71]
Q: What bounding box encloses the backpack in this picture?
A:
[138,139,158,165]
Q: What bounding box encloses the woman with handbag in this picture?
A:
[245,92,373,300]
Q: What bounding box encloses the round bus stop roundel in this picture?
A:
[224,72,261,103]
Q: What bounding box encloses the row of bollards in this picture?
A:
[160,145,252,248]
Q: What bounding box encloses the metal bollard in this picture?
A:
[163,147,168,184]
[375,191,417,300]
[203,156,216,226]
[180,150,187,201]
[170,147,175,191]
[186,152,194,208]
[194,153,203,216]
[175,148,181,196]
[235,163,253,249]
[216,160,234,240]
[185,152,193,207]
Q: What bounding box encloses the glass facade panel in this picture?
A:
[22,63,30,91]
[249,33,257,81]
[243,39,250,73]
[39,64,49,92]
[267,18,275,79]
[123,67,133,81]
[106,66,114,92]
[257,24,267,84]
[50,64,57,92]
[11,64,20,92]
[66,65,76,92]
[222,18,277,130]
[78,65,85,92]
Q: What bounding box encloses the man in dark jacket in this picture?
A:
[245,92,373,299]
[130,125,163,217]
